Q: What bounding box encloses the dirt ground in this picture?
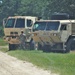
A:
[0,51,59,75]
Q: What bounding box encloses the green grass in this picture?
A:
[5,50,75,75]
[0,47,8,52]
[0,38,75,75]
[0,38,8,46]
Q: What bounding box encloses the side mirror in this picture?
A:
[3,18,7,27]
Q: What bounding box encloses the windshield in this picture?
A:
[5,19,15,28]
[33,22,46,31]
[15,19,25,28]
[5,18,25,28]
[33,21,60,31]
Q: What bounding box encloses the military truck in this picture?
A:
[32,19,75,53]
[3,16,39,50]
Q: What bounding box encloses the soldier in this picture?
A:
[19,30,26,50]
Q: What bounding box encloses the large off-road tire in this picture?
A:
[30,40,35,50]
[42,45,51,52]
[38,43,43,50]
[66,38,75,52]
[9,44,17,50]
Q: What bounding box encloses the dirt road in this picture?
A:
[0,52,58,75]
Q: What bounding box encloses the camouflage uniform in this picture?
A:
[19,31,26,50]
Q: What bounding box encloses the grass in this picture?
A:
[0,38,8,46]
[3,49,75,75]
[0,38,75,75]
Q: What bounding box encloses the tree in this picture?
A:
[0,0,75,37]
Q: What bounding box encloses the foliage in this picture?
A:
[0,38,8,45]
[0,0,75,36]
[0,26,4,36]
[0,0,75,20]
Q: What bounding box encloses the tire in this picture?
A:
[38,43,43,50]
[30,40,35,50]
[66,38,75,52]
[42,45,51,52]
[9,44,17,50]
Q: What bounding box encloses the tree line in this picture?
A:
[0,0,75,36]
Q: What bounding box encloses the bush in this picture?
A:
[0,26,4,37]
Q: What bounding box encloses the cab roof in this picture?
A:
[36,20,75,24]
[8,16,38,19]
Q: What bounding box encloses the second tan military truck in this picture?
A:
[32,19,75,53]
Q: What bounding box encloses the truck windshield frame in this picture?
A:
[5,19,15,28]
[33,21,60,31]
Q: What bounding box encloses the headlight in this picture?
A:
[34,33,37,36]
[52,33,57,36]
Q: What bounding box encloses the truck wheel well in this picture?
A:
[66,37,75,51]
[66,36,75,44]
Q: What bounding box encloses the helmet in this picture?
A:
[21,30,24,33]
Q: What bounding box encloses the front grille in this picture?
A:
[6,36,16,38]
[14,32,18,34]
[10,32,18,35]
[12,36,16,38]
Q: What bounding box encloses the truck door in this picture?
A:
[60,24,68,42]
[27,19,33,27]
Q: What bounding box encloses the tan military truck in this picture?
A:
[3,16,39,50]
[32,20,75,53]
